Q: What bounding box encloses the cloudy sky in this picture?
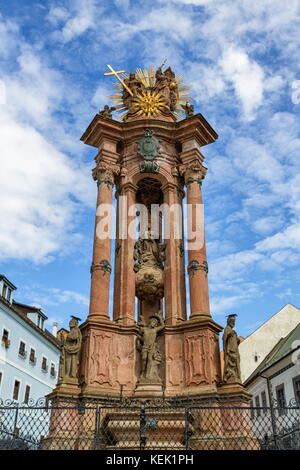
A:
[0,0,300,337]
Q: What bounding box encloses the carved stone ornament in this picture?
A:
[58,317,82,382]
[139,161,160,174]
[134,229,166,302]
[136,129,161,161]
[222,315,241,384]
[91,260,112,277]
[187,260,208,276]
[137,311,165,384]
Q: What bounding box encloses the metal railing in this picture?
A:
[0,397,299,450]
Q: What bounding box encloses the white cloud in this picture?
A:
[51,0,99,42]
[219,48,265,120]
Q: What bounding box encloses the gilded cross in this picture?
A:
[104,64,133,96]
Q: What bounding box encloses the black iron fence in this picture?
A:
[0,398,299,450]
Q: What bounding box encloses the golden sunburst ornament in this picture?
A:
[105,64,192,120]
[132,89,166,117]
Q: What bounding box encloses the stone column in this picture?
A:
[163,183,186,325]
[88,168,114,321]
[113,182,137,325]
[185,163,211,319]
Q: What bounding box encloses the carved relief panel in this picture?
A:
[165,334,184,388]
[184,331,210,386]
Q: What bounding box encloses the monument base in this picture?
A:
[134,382,163,397]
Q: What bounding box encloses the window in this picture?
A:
[41,357,48,372]
[293,376,300,404]
[24,385,30,404]
[1,329,10,348]
[2,284,7,298]
[2,329,9,341]
[13,380,20,401]
[255,395,261,417]
[18,341,26,358]
[276,384,286,415]
[7,288,12,302]
[29,348,36,364]
[50,363,55,378]
[261,390,267,411]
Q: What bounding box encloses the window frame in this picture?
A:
[29,347,36,365]
[18,340,27,358]
[293,375,300,405]
[276,383,287,415]
[24,384,31,405]
[41,356,48,372]
[13,379,21,401]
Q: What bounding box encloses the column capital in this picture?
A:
[92,161,121,187]
[178,159,207,187]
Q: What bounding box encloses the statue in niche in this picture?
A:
[58,316,82,382]
[137,311,165,383]
[222,314,241,384]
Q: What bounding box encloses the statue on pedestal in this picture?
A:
[99,105,116,119]
[58,316,82,382]
[222,314,241,384]
[137,311,165,383]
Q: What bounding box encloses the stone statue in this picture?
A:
[99,104,116,119]
[181,102,194,118]
[134,228,166,302]
[137,311,165,383]
[222,314,241,384]
[59,316,82,382]
[155,66,178,111]
[122,72,142,109]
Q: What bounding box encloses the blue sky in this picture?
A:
[1,0,300,337]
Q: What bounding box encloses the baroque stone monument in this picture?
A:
[46,63,251,449]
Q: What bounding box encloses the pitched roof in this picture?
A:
[244,322,300,386]
[0,296,61,350]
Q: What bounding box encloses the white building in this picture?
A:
[0,275,61,404]
[244,323,300,449]
[239,303,300,383]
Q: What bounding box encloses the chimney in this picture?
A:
[52,322,58,337]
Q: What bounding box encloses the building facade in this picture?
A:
[243,324,300,448]
[0,275,61,404]
[239,303,300,383]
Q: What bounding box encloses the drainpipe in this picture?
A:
[260,374,278,448]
